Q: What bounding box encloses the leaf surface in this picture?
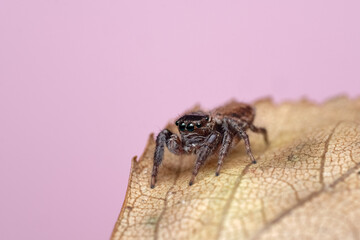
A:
[112,96,360,240]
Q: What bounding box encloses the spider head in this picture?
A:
[175,112,212,135]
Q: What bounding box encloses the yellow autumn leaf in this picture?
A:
[112,96,360,240]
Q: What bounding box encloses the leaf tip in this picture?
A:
[253,96,274,105]
[325,94,350,104]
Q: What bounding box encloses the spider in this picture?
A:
[150,101,268,188]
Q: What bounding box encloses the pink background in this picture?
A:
[1,1,359,239]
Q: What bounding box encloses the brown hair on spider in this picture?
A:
[175,113,212,134]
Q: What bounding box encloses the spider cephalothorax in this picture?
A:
[150,101,268,188]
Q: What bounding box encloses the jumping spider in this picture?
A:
[150,101,268,188]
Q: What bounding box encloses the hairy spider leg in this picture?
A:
[151,129,183,188]
[225,118,257,164]
[216,126,234,176]
[249,124,269,145]
[189,132,221,186]
[239,131,257,164]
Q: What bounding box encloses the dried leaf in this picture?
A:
[112,96,360,240]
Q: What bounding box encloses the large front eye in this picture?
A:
[186,123,194,132]
[179,122,186,131]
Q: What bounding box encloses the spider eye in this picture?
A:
[175,120,179,126]
[205,116,210,121]
[186,123,194,132]
[179,122,186,131]
[196,122,201,128]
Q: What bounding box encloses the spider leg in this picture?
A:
[239,130,257,164]
[216,130,233,176]
[249,124,269,145]
[226,118,257,164]
[151,129,183,188]
[189,132,221,186]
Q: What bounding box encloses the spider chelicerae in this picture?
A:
[150,101,268,188]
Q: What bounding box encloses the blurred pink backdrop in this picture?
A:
[1,1,359,239]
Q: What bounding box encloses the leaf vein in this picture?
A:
[215,162,253,240]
